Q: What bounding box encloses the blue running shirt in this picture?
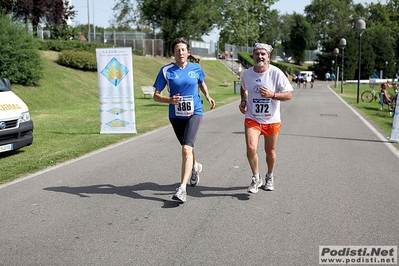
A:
[154,62,205,119]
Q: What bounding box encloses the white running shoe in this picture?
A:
[190,163,202,186]
[247,176,262,193]
[172,187,187,202]
[265,175,275,191]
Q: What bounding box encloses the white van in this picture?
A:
[0,78,34,153]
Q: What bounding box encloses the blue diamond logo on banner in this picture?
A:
[101,57,129,86]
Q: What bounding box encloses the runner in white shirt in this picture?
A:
[239,43,293,193]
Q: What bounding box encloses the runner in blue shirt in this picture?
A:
[296,73,303,88]
[153,37,216,203]
[154,61,206,119]
[311,71,317,88]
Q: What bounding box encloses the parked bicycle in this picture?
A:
[361,87,380,102]
[362,82,393,102]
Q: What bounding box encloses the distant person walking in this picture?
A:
[291,73,297,87]
[331,72,336,82]
[296,73,303,88]
[310,71,317,88]
[153,37,216,202]
[239,43,293,193]
[325,72,331,84]
[238,63,242,80]
[303,74,309,89]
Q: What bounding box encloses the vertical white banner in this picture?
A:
[390,100,399,142]
[96,47,137,134]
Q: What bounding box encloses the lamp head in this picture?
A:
[340,38,347,47]
[355,19,366,33]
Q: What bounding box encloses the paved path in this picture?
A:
[1,82,398,265]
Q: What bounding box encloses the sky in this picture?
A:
[71,0,376,42]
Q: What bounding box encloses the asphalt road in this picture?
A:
[1,82,398,266]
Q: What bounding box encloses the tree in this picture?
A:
[357,32,375,80]
[218,0,257,49]
[138,0,223,57]
[258,9,281,47]
[278,14,294,57]
[0,11,43,85]
[110,0,143,30]
[385,0,399,69]
[368,25,396,78]
[305,0,355,43]
[305,0,383,80]
[367,2,399,76]
[218,0,277,49]
[288,13,313,64]
[0,0,76,32]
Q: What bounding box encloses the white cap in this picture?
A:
[253,43,273,54]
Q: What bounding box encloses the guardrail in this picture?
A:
[344,79,397,85]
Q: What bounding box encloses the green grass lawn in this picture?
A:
[331,82,398,140]
[0,51,240,184]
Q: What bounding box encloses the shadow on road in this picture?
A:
[43,182,249,208]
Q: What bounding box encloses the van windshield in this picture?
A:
[0,79,10,92]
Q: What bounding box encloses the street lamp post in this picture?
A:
[92,0,95,42]
[355,20,366,103]
[340,38,347,93]
[87,0,90,42]
[334,48,339,88]
[385,61,388,79]
[332,60,335,74]
[246,7,248,52]
[231,47,234,71]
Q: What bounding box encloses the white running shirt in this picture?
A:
[241,64,293,124]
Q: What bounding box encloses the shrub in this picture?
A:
[38,39,110,52]
[0,11,43,85]
[58,50,97,71]
[38,39,143,55]
[44,40,144,71]
[40,39,144,71]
